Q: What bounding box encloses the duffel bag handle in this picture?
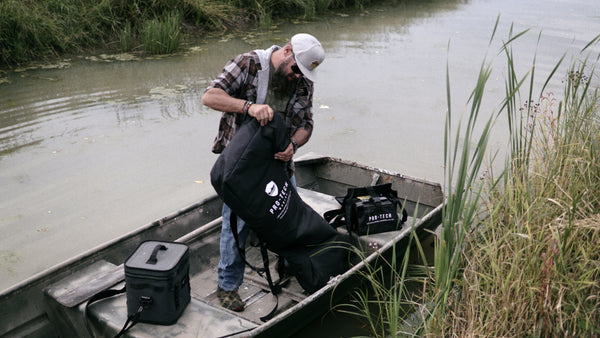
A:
[146,244,167,265]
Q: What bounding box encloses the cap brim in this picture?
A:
[294,55,317,82]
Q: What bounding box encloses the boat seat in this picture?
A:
[45,259,257,337]
[82,285,257,338]
[297,187,340,216]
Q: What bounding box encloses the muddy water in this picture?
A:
[0,0,598,306]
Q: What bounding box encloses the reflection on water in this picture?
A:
[0,0,598,294]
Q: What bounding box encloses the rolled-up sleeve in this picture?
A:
[206,54,248,97]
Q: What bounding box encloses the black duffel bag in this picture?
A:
[210,113,349,294]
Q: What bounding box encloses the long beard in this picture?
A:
[271,61,297,96]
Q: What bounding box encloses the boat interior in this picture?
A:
[6,156,443,338]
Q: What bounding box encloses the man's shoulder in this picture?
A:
[231,51,261,71]
[297,77,314,95]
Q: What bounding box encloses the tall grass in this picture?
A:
[428,26,600,337]
[334,225,432,337]
[343,18,600,337]
[437,46,600,336]
[143,12,182,54]
[0,0,381,66]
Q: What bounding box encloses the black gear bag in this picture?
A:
[210,114,349,295]
[324,184,408,236]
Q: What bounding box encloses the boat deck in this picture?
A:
[44,188,417,337]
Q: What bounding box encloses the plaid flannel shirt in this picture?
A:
[206,47,315,154]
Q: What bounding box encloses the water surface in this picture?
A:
[0,0,598,294]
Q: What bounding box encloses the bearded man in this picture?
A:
[201,33,325,312]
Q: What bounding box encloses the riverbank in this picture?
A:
[0,0,383,66]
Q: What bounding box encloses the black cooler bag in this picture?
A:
[124,240,191,325]
[210,114,349,293]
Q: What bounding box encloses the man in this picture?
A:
[201,33,325,311]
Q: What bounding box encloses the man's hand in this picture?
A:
[274,143,294,162]
[248,104,274,126]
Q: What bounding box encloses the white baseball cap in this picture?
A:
[291,33,325,82]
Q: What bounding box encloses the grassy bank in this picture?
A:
[343,20,600,337]
[0,0,378,66]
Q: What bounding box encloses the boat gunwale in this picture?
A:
[247,203,443,336]
[295,153,442,190]
[0,194,221,297]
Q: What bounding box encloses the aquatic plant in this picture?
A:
[142,12,182,54]
[427,28,600,338]
[341,17,600,337]
[119,21,134,52]
[438,44,600,336]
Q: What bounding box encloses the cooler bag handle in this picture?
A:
[146,244,167,264]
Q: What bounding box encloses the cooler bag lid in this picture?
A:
[125,240,188,272]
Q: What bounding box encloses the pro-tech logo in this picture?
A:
[265,181,279,197]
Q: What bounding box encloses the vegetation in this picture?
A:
[434,42,600,336]
[343,18,600,337]
[0,0,379,66]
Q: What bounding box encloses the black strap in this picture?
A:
[84,285,151,338]
[323,199,357,246]
[229,212,281,322]
[84,286,126,338]
[114,303,145,338]
[258,242,280,322]
[230,214,264,275]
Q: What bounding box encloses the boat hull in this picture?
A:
[0,155,443,337]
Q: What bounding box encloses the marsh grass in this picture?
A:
[441,58,600,336]
[142,12,182,54]
[1,0,463,66]
[119,21,134,52]
[428,26,600,337]
[344,18,600,337]
[0,0,407,66]
[0,0,239,65]
[334,225,431,337]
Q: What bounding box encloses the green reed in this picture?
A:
[427,28,600,337]
[334,226,430,337]
[142,12,182,54]
[119,21,134,52]
[342,17,600,337]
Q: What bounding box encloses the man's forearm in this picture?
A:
[291,129,310,147]
[201,88,245,113]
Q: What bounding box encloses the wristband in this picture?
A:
[242,100,254,115]
[291,139,298,153]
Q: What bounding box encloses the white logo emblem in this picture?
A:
[265,181,279,197]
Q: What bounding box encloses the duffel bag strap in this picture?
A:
[323,208,345,227]
[230,212,281,322]
[230,213,265,275]
[258,242,280,322]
